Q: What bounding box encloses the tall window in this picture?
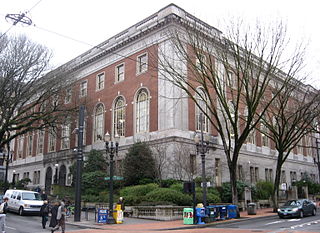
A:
[265,168,273,182]
[80,80,87,97]
[64,88,72,104]
[94,104,104,142]
[18,135,24,158]
[27,134,33,156]
[37,130,44,154]
[135,89,149,133]
[115,64,125,82]
[113,97,125,137]
[96,72,105,91]
[61,123,71,150]
[260,123,269,147]
[195,88,209,132]
[137,53,148,74]
[237,165,244,181]
[48,129,56,152]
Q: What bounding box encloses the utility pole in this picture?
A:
[74,105,85,222]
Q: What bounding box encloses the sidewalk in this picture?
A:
[65,207,276,232]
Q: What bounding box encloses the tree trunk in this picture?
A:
[272,157,283,212]
[230,166,238,204]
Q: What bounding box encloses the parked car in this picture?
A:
[4,189,43,215]
[277,199,316,218]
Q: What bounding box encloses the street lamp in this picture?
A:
[104,132,120,224]
[194,113,210,207]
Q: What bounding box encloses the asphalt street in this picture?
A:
[4,213,89,233]
[213,214,320,232]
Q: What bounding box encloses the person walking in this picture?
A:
[49,202,59,233]
[40,200,49,229]
[0,197,9,233]
[41,191,47,201]
[51,200,66,233]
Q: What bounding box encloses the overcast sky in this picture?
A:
[1,0,319,88]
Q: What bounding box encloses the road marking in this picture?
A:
[6,226,16,230]
[288,219,301,222]
[265,220,284,225]
[289,219,320,230]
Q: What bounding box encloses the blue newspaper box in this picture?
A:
[227,205,237,219]
[196,207,205,224]
[97,208,108,223]
[219,206,227,220]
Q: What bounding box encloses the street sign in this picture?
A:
[104,176,124,181]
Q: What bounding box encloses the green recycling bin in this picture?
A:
[183,208,194,224]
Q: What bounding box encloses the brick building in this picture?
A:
[9,4,318,193]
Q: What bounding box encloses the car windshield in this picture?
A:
[284,200,301,206]
[22,192,41,200]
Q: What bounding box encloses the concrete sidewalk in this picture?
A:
[65,207,276,232]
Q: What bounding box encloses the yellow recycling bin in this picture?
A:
[113,204,124,224]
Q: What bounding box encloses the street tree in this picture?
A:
[0,33,77,150]
[158,20,306,204]
[260,81,320,210]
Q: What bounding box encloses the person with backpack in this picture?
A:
[0,197,9,233]
[40,200,49,229]
[50,200,66,233]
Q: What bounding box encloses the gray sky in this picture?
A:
[1,0,319,87]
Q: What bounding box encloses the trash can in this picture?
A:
[183,208,194,225]
[196,207,206,224]
[247,203,257,215]
[219,205,227,220]
[97,208,108,223]
[227,205,237,219]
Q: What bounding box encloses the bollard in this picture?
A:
[85,208,89,220]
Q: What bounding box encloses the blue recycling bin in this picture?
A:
[97,208,108,223]
[205,205,218,222]
[196,207,206,224]
[227,205,237,219]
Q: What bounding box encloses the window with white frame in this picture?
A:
[48,128,56,152]
[64,88,72,104]
[96,72,105,91]
[260,123,269,147]
[61,123,71,150]
[37,130,44,154]
[27,134,33,156]
[226,70,236,88]
[196,53,206,71]
[93,104,104,142]
[195,88,209,132]
[136,53,148,74]
[135,89,149,133]
[80,80,87,97]
[297,139,303,155]
[115,64,125,82]
[113,97,125,136]
[18,135,24,158]
[33,170,40,184]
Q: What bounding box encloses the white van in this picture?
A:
[4,189,44,215]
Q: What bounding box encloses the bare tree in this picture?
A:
[0,33,77,149]
[151,143,169,183]
[158,19,306,204]
[260,81,320,210]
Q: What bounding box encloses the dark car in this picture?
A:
[277,199,316,218]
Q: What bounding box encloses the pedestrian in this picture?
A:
[51,200,66,233]
[41,191,47,201]
[0,197,9,233]
[35,186,41,193]
[40,200,49,229]
[49,201,59,233]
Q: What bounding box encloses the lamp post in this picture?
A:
[194,113,210,207]
[104,132,120,224]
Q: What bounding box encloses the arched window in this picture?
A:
[195,88,209,132]
[113,97,125,136]
[135,89,149,133]
[94,104,104,142]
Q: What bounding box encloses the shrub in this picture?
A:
[160,179,181,188]
[218,181,247,203]
[120,183,158,197]
[169,183,184,192]
[145,188,192,206]
[255,181,273,200]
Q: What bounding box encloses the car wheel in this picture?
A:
[19,207,24,216]
[299,210,304,218]
[312,208,316,216]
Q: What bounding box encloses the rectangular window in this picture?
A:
[255,167,259,183]
[226,71,236,88]
[61,123,71,150]
[281,170,286,183]
[80,80,87,97]
[136,53,148,74]
[96,72,105,91]
[115,64,125,82]
[237,165,244,181]
[37,130,44,154]
[250,166,254,183]
[27,134,33,156]
[64,88,72,104]
[261,124,269,147]
[190,154,197,175]
[215,158,221,186]
[48,129,56,152]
